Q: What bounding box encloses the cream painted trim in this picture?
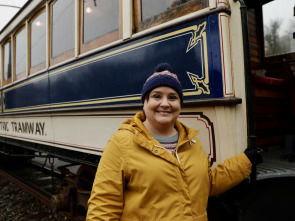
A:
[217,0,230,8]
[1,45,3,87]
[122,0,132,39]
[219,13,234,96]
[46,1,50,69]
[215,106,235,161]
[209,0,217,9]
[26,20,29,77]
[229,0,248,153]
[11,33,15,82]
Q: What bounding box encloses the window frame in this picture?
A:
[29,8,47,75]
[14,25,27,82]
[2,38,13,86]
[0,43,2,88]
[79,0,122,54]
[49,0,75,66]
[262,0,295,58]
[133,0,208,33]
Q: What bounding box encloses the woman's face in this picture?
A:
[143,86,181,130]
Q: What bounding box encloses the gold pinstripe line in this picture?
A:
[4,24,205,113]
[4,25,198,93]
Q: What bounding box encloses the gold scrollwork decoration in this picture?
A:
[187,72,210,95]
[186,21,207,52]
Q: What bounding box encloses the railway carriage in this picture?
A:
[0,0,294,219]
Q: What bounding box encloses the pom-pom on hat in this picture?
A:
[141,63,183,104]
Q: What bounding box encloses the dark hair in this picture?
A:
[143,91,151,102]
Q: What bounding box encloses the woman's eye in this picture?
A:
[169,96,178,100]
[152,94,161,99]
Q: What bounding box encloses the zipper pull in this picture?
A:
[189,139,196,146]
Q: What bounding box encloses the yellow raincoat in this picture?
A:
[87,112,252,221]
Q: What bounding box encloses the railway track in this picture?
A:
[0,157,89,221]
[0,168,52,208]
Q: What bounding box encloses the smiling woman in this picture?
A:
[143,86,181,137]
[141,64,182,137]
[86,63,260,221]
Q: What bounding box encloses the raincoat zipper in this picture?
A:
[154,139,196,164]
[175,139,196,164]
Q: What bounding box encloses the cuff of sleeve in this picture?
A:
[239,152,253,175]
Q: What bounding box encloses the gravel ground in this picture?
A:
[0,176,67,221]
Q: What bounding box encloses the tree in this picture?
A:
[264,18,294,56]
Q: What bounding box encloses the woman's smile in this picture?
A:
[143,86,181,136]
[156,110,171,114]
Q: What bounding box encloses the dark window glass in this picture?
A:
[134,0,207,32]
[51,0,74,58]
[141,0,194,20]
[31,11,46,70]
[83,0,119,44]
[0,49,3,85]
[0,48,2,85]
[15,27,27,76]
[4,41,12,81]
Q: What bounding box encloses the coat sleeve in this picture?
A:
[86,135,126,221]
[208,153,252,196]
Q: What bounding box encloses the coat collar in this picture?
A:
[119,112,199,142]
[119,112,199,166]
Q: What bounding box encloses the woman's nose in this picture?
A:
[160,97,170,107]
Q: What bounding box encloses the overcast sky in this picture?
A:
[0,0,28,31]
[0,0,294,33]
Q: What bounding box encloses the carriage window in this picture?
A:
[3,41,12,85]
[263,0,295,57]
[31,10,46,74]
[0,48,2,87]
[51,0,75,65]
[81,0,119,53]
[15,27,27,80]
[134,0,208,32]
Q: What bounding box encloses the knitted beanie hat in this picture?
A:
[141,63,183,104]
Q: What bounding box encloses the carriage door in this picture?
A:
[240,1,295,220]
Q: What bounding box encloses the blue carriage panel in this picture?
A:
[207,14,223,98]
[3,72,50,113]
[2,13,224,113]
[48,14,224,110]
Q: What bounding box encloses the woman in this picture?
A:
[86,63,261,221]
